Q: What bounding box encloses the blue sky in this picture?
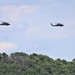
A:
[0,0,75,61]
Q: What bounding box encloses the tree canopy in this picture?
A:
[0,52,75,75]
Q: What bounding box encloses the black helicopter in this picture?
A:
[51,23,64,27]
[0,21,10,26]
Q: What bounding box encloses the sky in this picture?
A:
[0,0,75,61]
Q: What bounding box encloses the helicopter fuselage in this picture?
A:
[51,23,64,27]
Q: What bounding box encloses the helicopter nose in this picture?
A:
[6,23,10,25]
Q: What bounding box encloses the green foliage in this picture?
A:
[0,52,75,75]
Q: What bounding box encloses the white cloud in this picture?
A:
[19,6,37,13]
[0,5,19,21]
[0,0,10,2]
[37,0,58,3]
[0,5,38,21]
[40,0,56,1]
[0,42,17,52]
[24,25,67,40]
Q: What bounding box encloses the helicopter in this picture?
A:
[0,21,10,26]
[51,23,64,27]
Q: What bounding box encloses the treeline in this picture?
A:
[0,52,75,75]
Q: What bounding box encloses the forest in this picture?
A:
[0,52,75,75]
